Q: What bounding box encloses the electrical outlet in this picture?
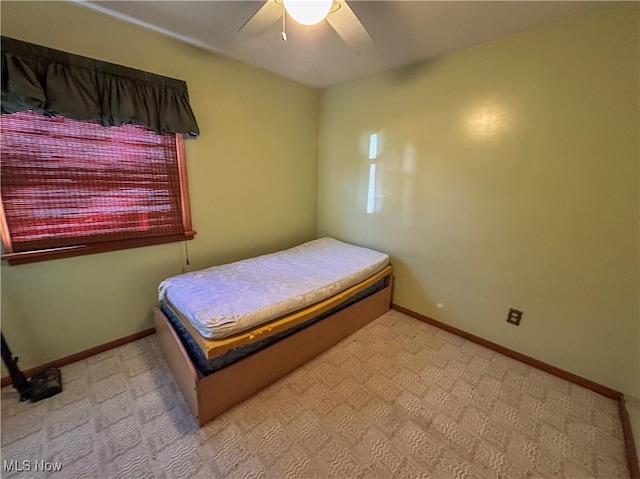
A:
[506,308,523,326]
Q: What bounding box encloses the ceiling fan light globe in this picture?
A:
[283,0,333,26]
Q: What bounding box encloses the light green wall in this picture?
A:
[318,2,639,441]
[0,1,318,372]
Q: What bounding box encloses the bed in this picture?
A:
[153,237,393,426]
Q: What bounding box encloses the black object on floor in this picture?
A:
[1,333,62,402]
[29,367,63,402]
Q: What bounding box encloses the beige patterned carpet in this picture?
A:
[1,310,629,478]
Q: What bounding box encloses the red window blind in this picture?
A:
[1,111,194,263]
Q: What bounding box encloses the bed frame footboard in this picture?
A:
[153,271,392,427]
[153,305,200,420]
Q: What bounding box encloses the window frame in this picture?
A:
[1,131,195,266]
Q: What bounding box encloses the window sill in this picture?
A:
[1,232,196,266]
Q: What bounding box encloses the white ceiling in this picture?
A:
[77,1,605,89]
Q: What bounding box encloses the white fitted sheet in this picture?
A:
[158,238,390,339]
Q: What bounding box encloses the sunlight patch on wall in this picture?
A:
[465,100,511,139]
[366,163,377,214]
[368,133,378,159]
[363,131,385,215]
[360,131,385,159]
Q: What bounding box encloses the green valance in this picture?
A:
[1,36,199,137]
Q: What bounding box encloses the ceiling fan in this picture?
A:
[239,0,374,52]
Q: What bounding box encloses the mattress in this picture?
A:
[158,237,390,339]
[159,278,387,376]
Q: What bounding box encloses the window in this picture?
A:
[0,111,194,265]
[1,36,199,265]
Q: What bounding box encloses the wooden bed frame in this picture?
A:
[152,266,393,426]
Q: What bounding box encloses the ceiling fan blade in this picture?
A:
[327,0,374,53]
[238,0,283,37]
